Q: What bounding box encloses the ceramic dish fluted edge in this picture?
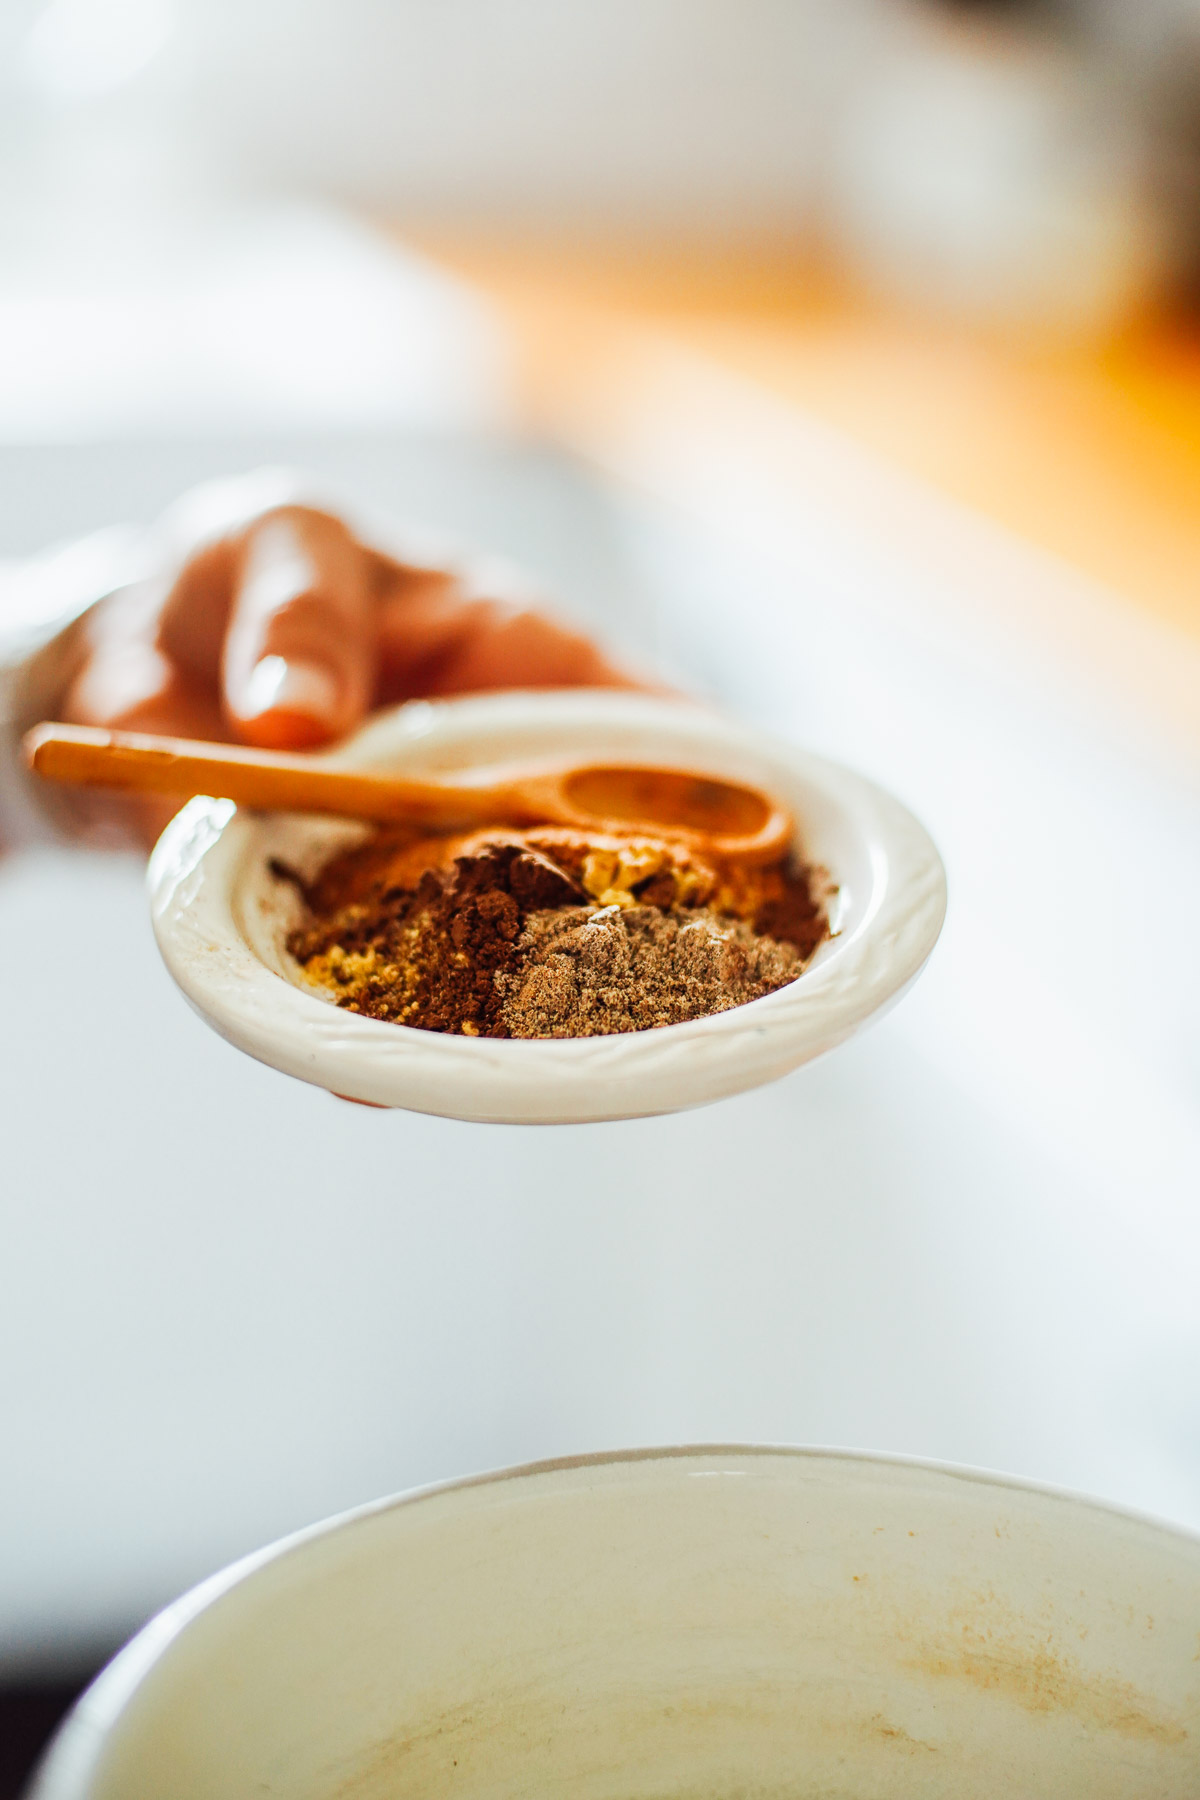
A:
[147,690,946,1122]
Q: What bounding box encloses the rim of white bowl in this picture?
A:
[30,1441,1200,1800]
[146,691,947,1121]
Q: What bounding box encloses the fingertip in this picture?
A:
[239,709,338,752]
[232,655,345,750]
[64,641,175,730]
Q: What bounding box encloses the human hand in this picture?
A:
[59,474,640,844]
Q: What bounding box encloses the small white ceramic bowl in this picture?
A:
[31,1446,1200,1799]
[148,691,946,1123]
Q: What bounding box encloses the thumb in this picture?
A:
[223,509,377,750]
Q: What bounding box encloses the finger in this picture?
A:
[222,509,377,750]
[374,566,641,701]
[154,475,341,683]
[156,536,239,683]
[62,582,228,847]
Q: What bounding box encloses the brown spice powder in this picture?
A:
[497,903,802,1037]
[284,828,829,1039]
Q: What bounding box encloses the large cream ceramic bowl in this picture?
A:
[147,691,946,1122]
[32,1447,1200,1799]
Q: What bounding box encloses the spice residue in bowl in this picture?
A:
[279,828,830,1039]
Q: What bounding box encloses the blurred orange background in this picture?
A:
[416,235,1200,641]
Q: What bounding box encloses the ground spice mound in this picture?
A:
[283,826,830,1039]
[497,904,802,1037]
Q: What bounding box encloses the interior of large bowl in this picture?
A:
[39,1449,1200,1800]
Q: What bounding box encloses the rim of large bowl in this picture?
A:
[30,1440,1200,1799]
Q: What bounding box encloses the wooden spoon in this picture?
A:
[23,722,793,864]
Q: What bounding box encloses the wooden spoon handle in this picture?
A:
[23,723,793,861]
[21,723,516,829]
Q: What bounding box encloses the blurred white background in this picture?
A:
[2,0,1200,1720]
[3,426,1200,1681]
[1,0,865,233]
[1,0,1197,441]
